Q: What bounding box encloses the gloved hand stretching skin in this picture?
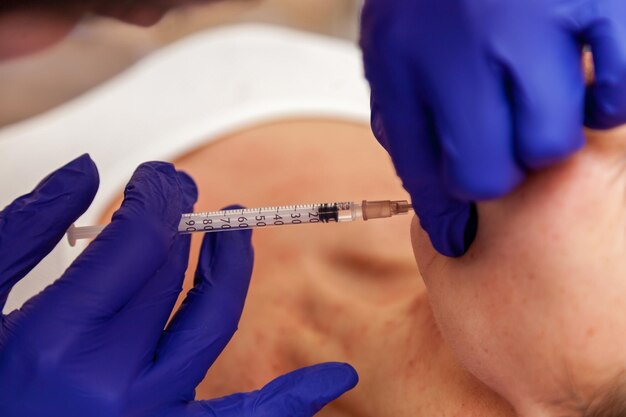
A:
[0,155,358,417]
[360,0,626,257]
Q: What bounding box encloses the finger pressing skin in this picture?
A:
[583,7,626,129]
[361,5,479,257]
[364,56,475,256]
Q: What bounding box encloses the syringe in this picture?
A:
[66,200,412,246]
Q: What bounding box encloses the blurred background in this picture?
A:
[0,0,361,128]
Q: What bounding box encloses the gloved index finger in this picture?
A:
[146,216,254,395]
[0,154,98,312]
[26,162,184,325]
[363,42,474,257]
[112,171,198,365]
[189,363,358,417]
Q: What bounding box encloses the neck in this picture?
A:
[290,277,517,417]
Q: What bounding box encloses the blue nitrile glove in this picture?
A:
[360,0,626,257]
[0,154,358,417]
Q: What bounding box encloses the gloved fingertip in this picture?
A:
[412,193,474,258]
[223,204,245,210]
[255,362,359,416]
[0,155,100,300]
[264,362,359,396]
[1,154,99,231]
[584,91,626,130]
[182,364,358,417]
[177,171,198,210]
[114,161,182,232]
[52,153,98,181]
[65,153,100,205]
[423,219,471,258]
[317,362,359,392]
[33,153,99,207]
[582,28,626,129]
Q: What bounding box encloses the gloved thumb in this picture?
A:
[0,154,98,312]
[187,363,358,417]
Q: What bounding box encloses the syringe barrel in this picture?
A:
[178,203,354,234]
[66,200,411,245]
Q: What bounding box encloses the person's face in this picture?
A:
[0,0,208,60]
[412,128,626,416]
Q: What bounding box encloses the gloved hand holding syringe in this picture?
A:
[67,200,412,246]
